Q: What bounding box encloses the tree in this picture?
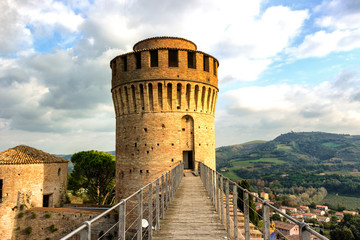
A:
[68,150,116,205]
[270,213,281,221]
[237,180,260,227]
[330,227,354,240]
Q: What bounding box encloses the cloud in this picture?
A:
[216,70,360,146]
[289,0,360,59]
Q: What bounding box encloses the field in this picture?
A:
[319,193,360,210]
[219,158,286,180]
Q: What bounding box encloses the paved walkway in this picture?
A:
[152,172,228,240]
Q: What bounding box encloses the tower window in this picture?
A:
[188,52,196,69]
[213,60,217,76]
[58,168,61,176]
[203,55,209,72]
[135,52,141,69]
[150,50,158,67]
[0,179,3,203]
[168,50,178,67]
[121,56,127,71]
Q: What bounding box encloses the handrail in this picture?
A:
[61,162,184,240]
[198,162,329,240]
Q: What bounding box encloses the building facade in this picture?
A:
[0,145,68,240]
[110,37,219,199]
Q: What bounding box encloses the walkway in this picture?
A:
[152,172,228,240]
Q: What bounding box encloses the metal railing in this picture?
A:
[199,162,329,240]
[61,163,184,240]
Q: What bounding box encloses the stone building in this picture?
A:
[0,145,68,240]
[110,36,219,199]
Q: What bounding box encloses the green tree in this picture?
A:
[270,213,281,221]
[330,227,354,240]
[237,180,259,227]
[68,150,116,205]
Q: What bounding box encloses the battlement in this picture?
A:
[111,48,219,88]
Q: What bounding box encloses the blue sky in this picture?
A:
[1,0,360,153]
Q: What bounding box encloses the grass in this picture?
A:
[319,193,360,210]
[324,171,360,176]
[322,142,342,147]
[277,144,292,151]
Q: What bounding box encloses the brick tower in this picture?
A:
[110,37,219,199]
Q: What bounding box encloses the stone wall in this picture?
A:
[14,207,117,240]
[0,163,67,240]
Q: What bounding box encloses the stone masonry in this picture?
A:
[110,37,219,200]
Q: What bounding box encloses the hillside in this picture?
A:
[216,132,360,209]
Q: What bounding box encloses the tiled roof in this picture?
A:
[0,145,68,165]
[274,221,297,231]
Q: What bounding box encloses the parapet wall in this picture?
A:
[133,36,197,51]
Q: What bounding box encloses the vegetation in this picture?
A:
[25,227,32,234]
[44,213,51,218]
[330,214,360,240]
[217,132,360,209]
[49,224,58,232]
[68,150,116,205]
[237,180,259,227]
[17,212,24,218]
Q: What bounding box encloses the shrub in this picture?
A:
[17,212,24,218]
[31,212,37,219]
[49,225,58,232]
[45,213,51,218]
[25,227,32,234]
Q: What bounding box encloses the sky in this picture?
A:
[1,0,360,154]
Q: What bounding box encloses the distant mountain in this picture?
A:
[216,132,360,169]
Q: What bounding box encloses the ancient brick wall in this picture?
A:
[111,37,219,199]
[14,207,117,240]
[0,163,67,239]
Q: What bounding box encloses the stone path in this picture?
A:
[152,172,229,240]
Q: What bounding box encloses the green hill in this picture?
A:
[216,132,360,208]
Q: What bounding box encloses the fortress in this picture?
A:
[110,36,219,199]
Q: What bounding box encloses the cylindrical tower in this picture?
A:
[110,36,219,199]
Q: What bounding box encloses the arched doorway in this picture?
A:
[181,115,194,169]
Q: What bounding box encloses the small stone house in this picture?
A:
[0,145,68,240]
[274,221,299,236]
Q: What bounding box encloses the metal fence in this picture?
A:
[199,162,329,240]
[61,163,184,240]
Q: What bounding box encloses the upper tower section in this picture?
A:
[133,36,197,51]
[110,36,219,90]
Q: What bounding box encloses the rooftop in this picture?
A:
[0,145,68,165]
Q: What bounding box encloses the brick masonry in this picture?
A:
[0,162,67,239]
[111,37,219,200]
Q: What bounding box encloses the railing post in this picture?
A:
[119,201,126,240]
[226,179,230,239]
[243,191,250,240]
[165,172,169,210]
[220,176,224,224]
[161,174,165,219]
[300,224,312,240]
[210,169,213,202]
[148,183,153,240]
[216,172,219,213]
[137,189,143,240]
[155,179,160,230]
[233,185,238,240]
[263,202,270,240]
[212,170,216,206]
[80,221,91,240]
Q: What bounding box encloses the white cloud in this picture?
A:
[216,70,360,146]
[289,0,360,59]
